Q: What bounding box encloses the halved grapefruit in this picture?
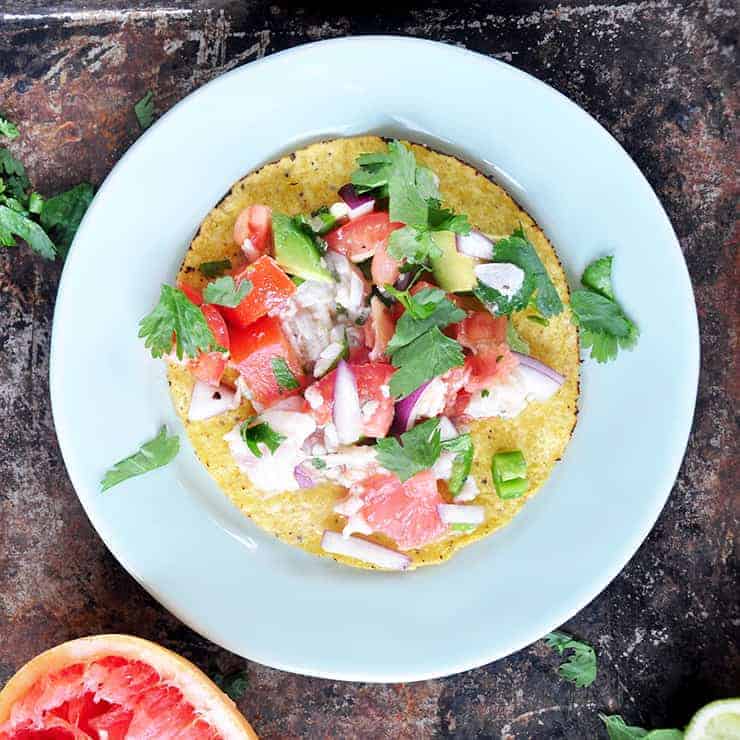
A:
[0,634,257,739]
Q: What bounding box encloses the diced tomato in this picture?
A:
[456,311,508,351]
[233,204,273,258]
[348,344,371,364]
[229,314,305,408]
[201,304,229,351]
[371,232,403,287]
[325,211,402,265]
[464,347,519,393]
[355,470,447,550]
[364,296,397,361]
[439,364,471,416]
[306,362,395,439]
[219,255,295,330]
[178,281,203,306]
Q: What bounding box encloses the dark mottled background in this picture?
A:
[0,1,737,737]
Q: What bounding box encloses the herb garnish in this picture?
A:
[0,116,93,258]
[239,417,285,458]
[474,225,563,318]
[376,417,442,481]
[571,256,639,363]
[138,284,224,360]
[505,319,530,354]
[440,433,474,496]
[101,426,179,492]
[599,714,683,739]
[271,357,300,391]
[202,275,252,307]
[134,90,155,130]
[544,631,597,688]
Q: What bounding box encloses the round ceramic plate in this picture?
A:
[50,37,699,682]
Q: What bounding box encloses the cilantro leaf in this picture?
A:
[134,90,155,130]
[199,259,232,278]
[39,182,94,257]
[544,631,597,688]
[101,426,179,491]
[271,357,300,391]
[505,319,530,354]
[386,141,429,229]
[389,327,464,399]
[441,433,474,496]
[599,714,684,740]
[475,226,562,317]
[221,671,249,702]
[581,255,615,300]
[386,288,466,355]
[428,201,471,234]
[239,418,285,458]
[0,205,55,258]
[0,147,30,201]
[384,284,444,319]
[0,116,20,140]
[571,289,639,363]
[387,226,441,267]
[376,417,441,481]
[28,192,44,214]
[415,165,440,201]
[138,284,224,360]
[351,151,392,194]
[202,275,252,307]
[312,457,327,469]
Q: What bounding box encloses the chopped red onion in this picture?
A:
[293,463,315,489]
[393,272,413,291]
[338,183,373,210]
[188,380,240,421]
[456,230,494,260]
[321,530,411,570]
[333,360,362,444]
[512,352,565,402]
[391,381,431,434]
[437,504,485,525]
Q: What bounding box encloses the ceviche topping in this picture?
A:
[136,140,582,564]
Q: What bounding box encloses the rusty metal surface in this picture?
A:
[0,2,737,737]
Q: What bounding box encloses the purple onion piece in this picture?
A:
[294,464,315,489]
[338,183,374,210]
[512,352,565,385]
[393,272,414,291]
[391,381,431,435]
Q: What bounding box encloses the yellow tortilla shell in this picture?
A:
[168,136,579,570]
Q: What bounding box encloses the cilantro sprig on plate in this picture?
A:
[351,140,470,271]
[544,630,598,688]
[474,225,563,318]
[382,286,466,398]
[139,284,225,360]
[571,255,639,363]
[0,114,93,259]
[101,426,179,492]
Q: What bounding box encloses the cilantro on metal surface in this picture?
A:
[39,183,94,257]
[0,116,20,140]
[199,259,232,278]
[389,327,464,399]
[239,418,285,458]
[134,90,155,130]
[138,284,224,360]
[544,631,597,688]
[376,417,442,481]
[101,426,179,492]
[571,256,639,363]
[0,205,56,258]
[202,275,252,307]
[599,714,683,740]
[271,357,300,391]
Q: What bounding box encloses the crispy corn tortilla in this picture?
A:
[169,136,579,570]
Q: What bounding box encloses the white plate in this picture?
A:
[50,37,699,682]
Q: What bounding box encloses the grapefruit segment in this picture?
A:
[0,635,256,739]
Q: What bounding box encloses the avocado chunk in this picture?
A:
[430,231,477,292]
[272,213,334,283]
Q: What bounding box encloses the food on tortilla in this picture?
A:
[140,136,579,570]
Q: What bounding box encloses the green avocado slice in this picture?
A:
[272,213,333,283]
[429,231,477,292]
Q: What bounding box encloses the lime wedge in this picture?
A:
[685,699,740,740]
